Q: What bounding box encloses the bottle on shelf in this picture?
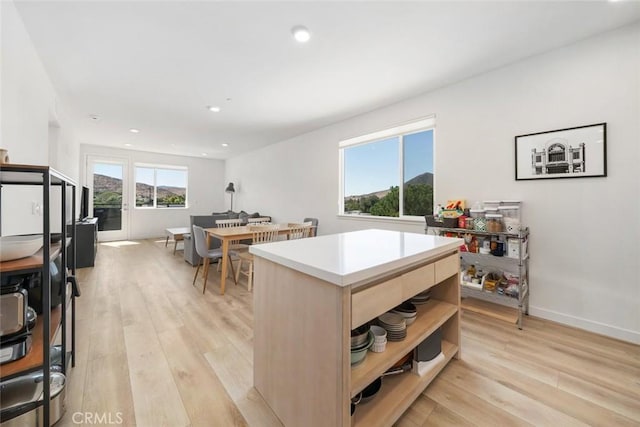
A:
[435,204,444,221]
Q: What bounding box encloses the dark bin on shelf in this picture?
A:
[414,328,442,362]
[424,215,442,227]
[442,217,459,228]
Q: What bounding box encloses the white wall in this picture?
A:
[226,23,640,343]
[80,144,225,240]
[0,0,80,235]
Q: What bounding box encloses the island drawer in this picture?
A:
[435,253,458,283]
[351,276,402,329]
[401,263,435,300]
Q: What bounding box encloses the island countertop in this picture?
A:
[249,229,462,287]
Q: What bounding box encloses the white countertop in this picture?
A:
[250,229,462,287]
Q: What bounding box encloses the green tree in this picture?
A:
[344,198,360,212]
[360,195,379,213]
[404,184,433,216]
[370,186,399,217]
[158,194,186,207]
[94,191,122,207]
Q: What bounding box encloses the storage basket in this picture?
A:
[442,217,459,228]
[424,215,443,227]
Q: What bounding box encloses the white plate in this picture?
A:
[0,235,43,262]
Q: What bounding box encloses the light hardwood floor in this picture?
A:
[57,239,640,427]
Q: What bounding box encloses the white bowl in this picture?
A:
[370,325,387,342]
[0,235,43,262]
[371,342,387,353]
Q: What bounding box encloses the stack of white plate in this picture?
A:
[377,312,407,341]
[391,302,417,326]
[410,290,431,305]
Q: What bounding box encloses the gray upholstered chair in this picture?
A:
[192,225,238,294]
[303,217,319,237]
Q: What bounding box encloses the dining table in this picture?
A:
[204,224,311,295]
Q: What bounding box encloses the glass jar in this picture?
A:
[486,213,504,232]
[465,217,475,230]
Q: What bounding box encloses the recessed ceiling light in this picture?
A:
[129,128,140,133]
[124,143,132,147]
[207,106,221,112]
[221,143,229,147]
[292,26,311,43]
[201,152,208,156]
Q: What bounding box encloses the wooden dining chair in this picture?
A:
[287,221,313,240]
[214,218,247,275]
[236,224,280,291]
[247,217,271,224]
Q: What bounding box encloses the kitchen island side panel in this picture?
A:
[253,257,350,427]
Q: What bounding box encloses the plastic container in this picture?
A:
[483,201,501,211]
[499,206,520,233]
[498,205,520,220]
[469,209,485,219]
[484,208,498,216]
[486,213,504,232]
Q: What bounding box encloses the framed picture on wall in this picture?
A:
[515,123,607,181]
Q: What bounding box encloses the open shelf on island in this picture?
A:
[351,340,458,427]
[350,299,458,397]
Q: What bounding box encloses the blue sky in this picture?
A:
[94,163,122,179]
[344,129,433,196]
[136,167,187,188]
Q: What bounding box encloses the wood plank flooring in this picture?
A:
[56,239,640,427]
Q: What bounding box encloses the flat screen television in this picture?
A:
[80,186,90,220]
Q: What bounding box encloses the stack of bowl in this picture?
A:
[370,325,387,352]
[377,312,407,341]
[391,301,417,325]
[350,325,374,366]
[410,289,431,305]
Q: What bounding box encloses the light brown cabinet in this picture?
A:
[253,238,460,427]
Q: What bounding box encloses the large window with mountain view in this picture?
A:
[340,117,434,218]
[135,165,188,208]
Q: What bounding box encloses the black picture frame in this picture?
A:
[515,123,607,181]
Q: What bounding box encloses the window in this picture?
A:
[135,165,188,208]
[339,117,435,218]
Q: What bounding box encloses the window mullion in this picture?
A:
[153,168,158,208]
[398,135,404,218]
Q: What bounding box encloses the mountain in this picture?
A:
[405,172,433,187]
[345,188,390,201]
[345,172,433,200]
[93,174,185,199]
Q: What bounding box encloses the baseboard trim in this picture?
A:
[529,306,640,345]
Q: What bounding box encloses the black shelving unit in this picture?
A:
[0,164,78,426]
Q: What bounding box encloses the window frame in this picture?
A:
[338,116,435,221]
[133,163,189,209]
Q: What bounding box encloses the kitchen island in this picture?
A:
[250,229,462,427]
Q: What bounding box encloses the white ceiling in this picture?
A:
[14,1,640,160]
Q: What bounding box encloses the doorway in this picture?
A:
[86,156,129,241]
